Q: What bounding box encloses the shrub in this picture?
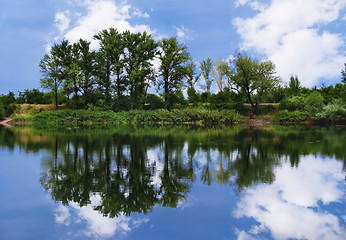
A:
[144,94,164,110]
[316,99,346,121]
[304,91,324,118]
[0,104,4,120]
[279,96,305,111]
[272,110,307,122]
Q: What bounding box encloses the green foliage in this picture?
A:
[230,53,280,115]
[0,92,17,118]
[200,92,211,103]
[279,96,305,111]
[157,37,190,109]
[272,110,307,122]
[304,91,324,118]
[31,109,242,125]
[0,103,4,120]
[144,94,164,110]
[17,89,48,104]
[316,99,346,121]
[187,87,200,103]
[288,75,301,96]
[200,58,213,93]
[212,59,230,91]
[209,89,234,110]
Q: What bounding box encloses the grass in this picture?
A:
[31,109,243,126]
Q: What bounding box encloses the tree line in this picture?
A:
[1,28,345,120]
[38,28,283,114]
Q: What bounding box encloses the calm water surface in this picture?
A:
[0,125,345,240]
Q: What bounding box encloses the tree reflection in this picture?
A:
[1,125,345,217]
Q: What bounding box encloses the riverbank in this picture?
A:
[9,108,243,126]
[2,104,345,128]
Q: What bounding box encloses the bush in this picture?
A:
[304,91,324,118]
[144,94,164,110]
[272,110,307,122]
[209,90,234,110]
[279,96,305,111]
[316,99,346,121]
[0,104,4,120]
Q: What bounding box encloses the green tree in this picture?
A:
[186,61,200,103]
[200,58,213,93]
[157,38,190,109]
[76,39,96,106]
[304,91,324,118]
[123,31,158,109]
[94,28,124,106]
[288,75,301,96]
[231,54,280,115]
[212,59,230,92]
[49,40,81,104]
[39,53,63,109]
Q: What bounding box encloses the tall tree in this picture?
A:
[157,37,190,109]
[288,75,301,96]
[50,40,80,102]
[231,53,280,115]
[186,61,200,103]
[77,39,96,105]
[212,59,230,92]
[186,61,199,88]
[200,58,213,93]
[39,53,63,109]
[123,31,158,109]
[94,28,124,106]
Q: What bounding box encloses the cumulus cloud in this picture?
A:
[51,0,153,49]
[233,155,345,240]
[233,0,346,87]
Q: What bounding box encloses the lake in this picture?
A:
[0,125,345,240]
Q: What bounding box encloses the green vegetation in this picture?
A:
[31,109,242,126]
[1,124,345,214]
[1,28,345,124]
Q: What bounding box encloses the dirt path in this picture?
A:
[0,118,13,128]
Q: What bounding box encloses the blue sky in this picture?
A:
[0,0,345,95]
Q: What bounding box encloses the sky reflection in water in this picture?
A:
[0,126,345,240]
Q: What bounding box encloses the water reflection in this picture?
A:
[0,125,345,239]
[54,194,149,239]
[234,155,346,240]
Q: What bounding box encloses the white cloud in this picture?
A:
[233,155,346,240]
[52,0,153,49]
[55,194,149,238]
[233,0,346,87]
[54,10,71,35]
[174,25,196,43]
[55,205,71,225]
[235,0,266,11]
[133,8,150,18]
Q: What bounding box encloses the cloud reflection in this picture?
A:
[55,194,149,239]
[234,155,346,240]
